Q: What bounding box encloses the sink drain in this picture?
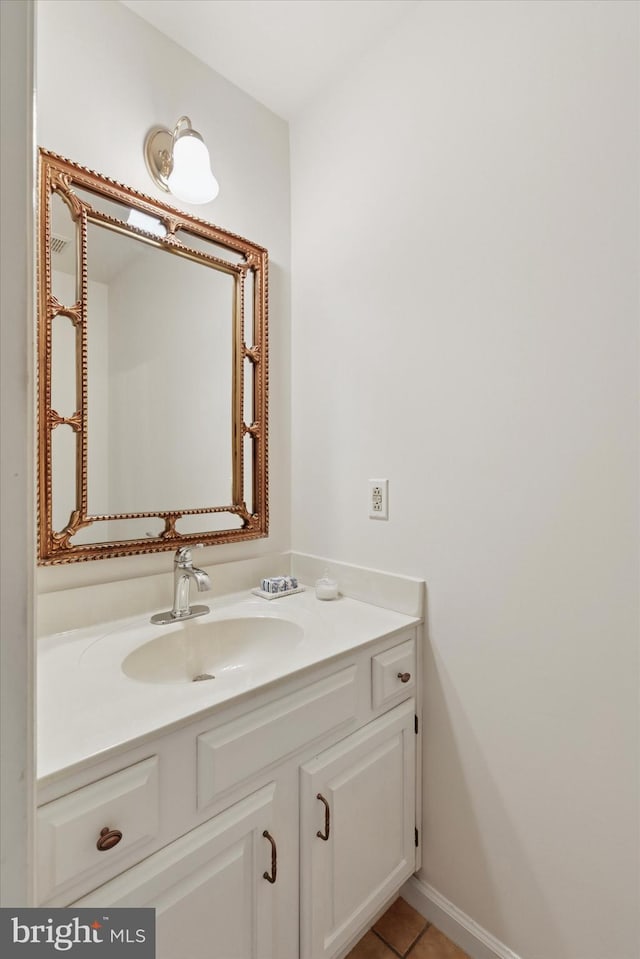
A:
[192,673,215,682]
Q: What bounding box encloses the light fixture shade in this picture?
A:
[167,133,219,204]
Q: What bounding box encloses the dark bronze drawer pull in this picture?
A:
[397,672,411,683]
[316,793,330,841]
[262,830,277,884]
[96,827,123,851]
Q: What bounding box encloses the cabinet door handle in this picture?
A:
[96,827,123,851]
[262,830,277,884]
[397,671,411,683]
[316,793,330,841]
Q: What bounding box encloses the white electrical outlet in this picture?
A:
[368,479,389,520]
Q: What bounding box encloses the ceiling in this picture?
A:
[119,0,420,120]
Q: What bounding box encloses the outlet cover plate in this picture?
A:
[368,479,389,520]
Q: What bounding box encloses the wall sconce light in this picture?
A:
[144,116,219,205]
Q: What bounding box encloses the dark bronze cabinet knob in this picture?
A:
[397,672,411,683]
[96,827,123,851]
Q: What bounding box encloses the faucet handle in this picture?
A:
[174,544,204,567]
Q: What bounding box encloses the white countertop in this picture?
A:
[38,587,420,782]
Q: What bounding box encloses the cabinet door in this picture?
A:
[74,783,278,959]
[300,700,416,959]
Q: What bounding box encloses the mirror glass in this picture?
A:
[79,220,234,515]
[38,150,268,564]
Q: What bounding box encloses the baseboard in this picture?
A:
[400,876,522,959]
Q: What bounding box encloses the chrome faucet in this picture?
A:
[150,545,212,625]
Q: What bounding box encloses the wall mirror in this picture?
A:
[37,149,268,564]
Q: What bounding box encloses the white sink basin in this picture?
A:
[121,616,305,685]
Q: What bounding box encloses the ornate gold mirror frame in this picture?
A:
[37,149,268,564]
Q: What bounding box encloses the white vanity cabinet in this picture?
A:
[75,783,281,959]
[300,701,416,959]
[38,624,420,959]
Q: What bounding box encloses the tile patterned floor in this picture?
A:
[346,897,470,959]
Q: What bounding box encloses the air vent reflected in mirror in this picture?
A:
[51,234,71,255]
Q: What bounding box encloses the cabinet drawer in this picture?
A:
[371,636,416,709]
[37,756,160,904]
[198,666,357,810]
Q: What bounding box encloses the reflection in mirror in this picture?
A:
[245,266,255,343]
[175,227,247,265]
[244,432,254,516]
[244,358,254,425]
[72,516,167,545]
[126,208,167,238]
[50,191,77,306]
[51,426,77,533]
[73,186,139,225]
[80,221,234,516]
[51,313,77,417]
[176,513,244,534]
[38,149,269,564]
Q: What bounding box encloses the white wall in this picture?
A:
[36,0,290,591]
[0,0,36,906]
[291,2,639,958]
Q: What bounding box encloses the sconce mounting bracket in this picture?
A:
[144,126,173,193]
